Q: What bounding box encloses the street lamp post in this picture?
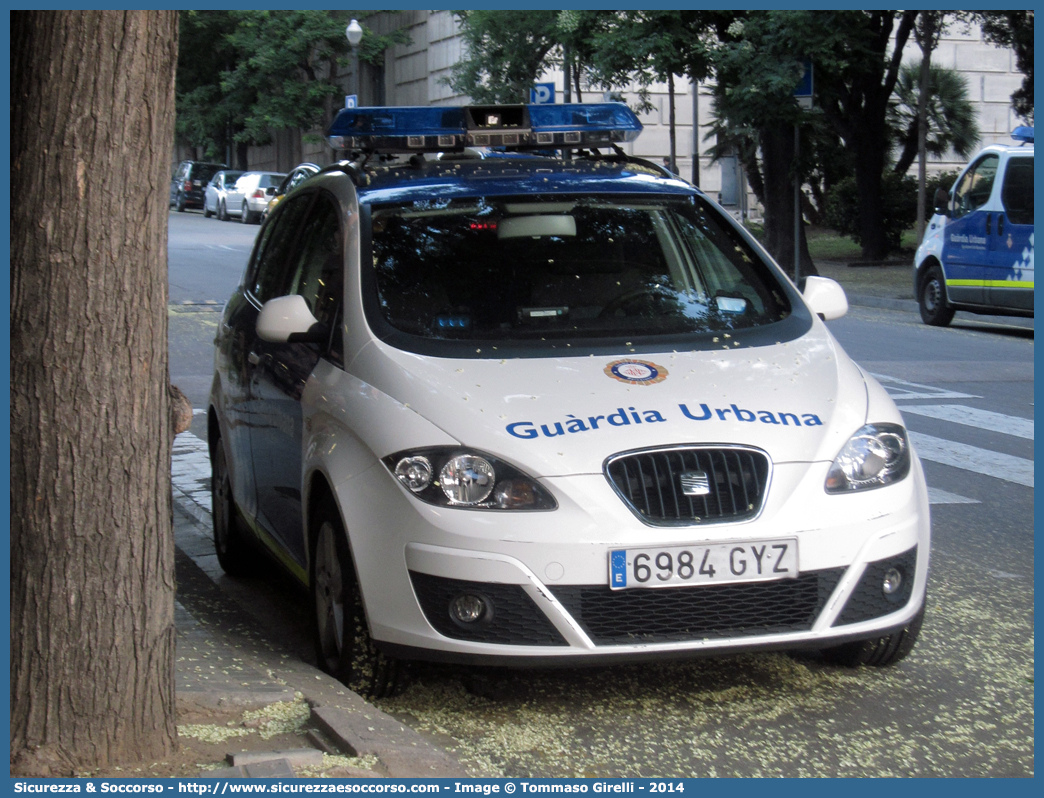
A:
[346,19,363,103]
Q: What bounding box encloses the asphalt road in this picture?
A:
[167,210,1034,777]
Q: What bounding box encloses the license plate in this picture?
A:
[609,539,798,590]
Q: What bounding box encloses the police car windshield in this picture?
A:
[369,195,790,346]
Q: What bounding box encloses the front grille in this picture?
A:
[550,568,844,645]
[835,547,917,626]
[605,446,770,525]
[409,571,567,646]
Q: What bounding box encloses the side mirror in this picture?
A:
[802,276,848,321]
[265,186,276,196]
[933,187,950,216]
[256,295,327,344]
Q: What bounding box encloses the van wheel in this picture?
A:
[311,497,404,698]
[919,265,955,326]
[821,602,925,667]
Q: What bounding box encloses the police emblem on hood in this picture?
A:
[605,359,668,385]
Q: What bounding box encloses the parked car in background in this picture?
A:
[204,170,245,219]
[171,160,226,212]
[914,126,1034,326]
[223,171,286,224]
[261,163,321,223]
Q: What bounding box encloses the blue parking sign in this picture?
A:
[530,83,555,104]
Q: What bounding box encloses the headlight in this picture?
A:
[382,447,557,510]
[825,423,910,493]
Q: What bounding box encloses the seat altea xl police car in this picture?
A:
[209,104,930,698]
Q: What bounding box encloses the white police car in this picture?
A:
[915,126,1034,325]
[209,104,930,697]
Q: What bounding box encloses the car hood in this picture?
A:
[349,323,867,477]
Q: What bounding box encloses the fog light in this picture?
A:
[450,594,488,624]
[882,567,903,595]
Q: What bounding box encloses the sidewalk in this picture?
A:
[811,258,918,313]
[172,502,469,779]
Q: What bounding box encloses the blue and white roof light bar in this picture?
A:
[327,103,643,154]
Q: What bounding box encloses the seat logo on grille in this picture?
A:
[679,471,711,496]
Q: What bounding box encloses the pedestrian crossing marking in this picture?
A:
[901,404,1033,440]
[927,488,980,505]
[870,373,979,402]
[909,431,1033,488]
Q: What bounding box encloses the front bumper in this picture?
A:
[332,454,931,664]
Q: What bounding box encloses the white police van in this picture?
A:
[915,127,1034,326]
[208,104,930,697]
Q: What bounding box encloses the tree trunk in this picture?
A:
[758,126,817,280]
[11,10,179,775]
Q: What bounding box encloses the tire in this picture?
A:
[203,201,213,219]
[176,192,186,212]
[211,440,256,576]
[241,202,255,224]
[218,200,227,221]
[820,600,925,667]
[311,496,404,698]
[918,264,955,327]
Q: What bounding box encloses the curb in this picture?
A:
[845,293,919,313]
[172,496,470,779]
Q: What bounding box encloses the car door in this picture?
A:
[214,205,292,523]
[986,154,1034,312]
[226,175,247,215]
[942,153,999,305]
[248,190,345,569]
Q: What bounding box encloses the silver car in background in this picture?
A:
[224,171,286,224]
[203,170,244,220]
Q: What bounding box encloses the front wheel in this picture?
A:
[211,440,256,576]
[218,200,227,221]
[820,601,925,667]
[311,497,404,698]
[203,201,213,219]
[918,264,955,327]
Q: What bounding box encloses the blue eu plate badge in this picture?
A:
[610,550,627,589]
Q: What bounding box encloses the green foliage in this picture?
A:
[580,11,724,112]
[175,11,408,156]
[889,61,980,175]
[820,168,962,254]
[975,11,1033,121]
[447,11,563,104]
[823,172,918,253]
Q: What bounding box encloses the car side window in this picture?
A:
[952,154,999,219]
[1001,157,1033,226]
[249,193,313,303]
[285,193,343,333]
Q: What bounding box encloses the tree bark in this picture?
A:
[11,10,179,775]
[758,125,817,280]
